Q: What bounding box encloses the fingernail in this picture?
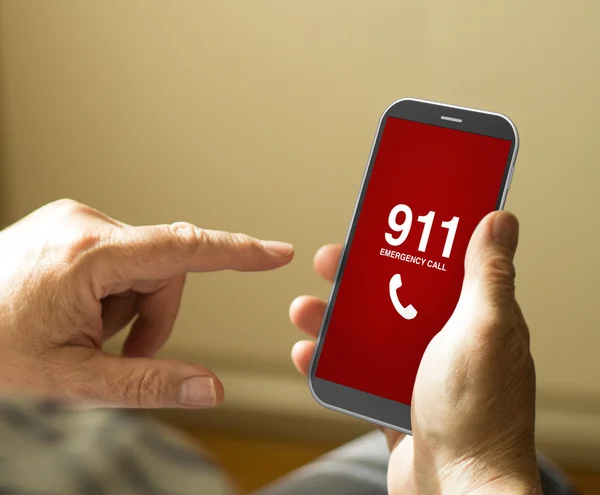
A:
[492,213,519,253]
[178,377,216,407]
[261,240,294,256]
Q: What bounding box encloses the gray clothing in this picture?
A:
[0,397,579,495]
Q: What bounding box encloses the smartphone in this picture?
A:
[309,98,519,434]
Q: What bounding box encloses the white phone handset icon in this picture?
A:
[389,274,417,320]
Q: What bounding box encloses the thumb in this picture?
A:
[462,211,519,324]
[71,353,224,409]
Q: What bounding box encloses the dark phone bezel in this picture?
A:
[308,98,519,435]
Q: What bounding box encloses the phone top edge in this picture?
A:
[386,98,519,145]
[387,98,519,130]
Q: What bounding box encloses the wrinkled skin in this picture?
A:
[289,212,542,494]
[0,199,293,409]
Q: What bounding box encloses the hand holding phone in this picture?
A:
[290,100,541,490]
[308,98,519,433]
[290,212,541,494]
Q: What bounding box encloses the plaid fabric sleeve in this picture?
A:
[0,396,237,495]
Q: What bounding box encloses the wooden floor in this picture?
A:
[184,428,600,494]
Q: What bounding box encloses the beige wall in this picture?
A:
[2,1,600,463]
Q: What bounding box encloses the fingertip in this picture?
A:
[313,244,329,263]
[475,211,519,248]
[291,340,315,376]
[313,244,343,282]
[466,211,519,274]
[211,373,225,406]
[290,340,304,358]
[261,240,294,258]
[241,239,294,271]
[178,371,225,409]
[491,211,519,253]
[289,295,311,324]
[195,368,225,406]
[289,295,327,337]
[313,243,340,265]
[461,211,519,322]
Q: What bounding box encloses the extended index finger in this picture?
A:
[89,223,294,292]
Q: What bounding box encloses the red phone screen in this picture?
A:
[315,116,512,405]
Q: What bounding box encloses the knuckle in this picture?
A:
[42,200,107,261]
[63,232,103,262]
[122,367,167,408]
[168,222,210,261]
[44,229,105,269]
[482,252,516,285]
[225,232,253,249]
[49,199,106,227]
[36,231,104,275]
[50,198,80,210]
[51,198,90,217]
[168,222,204,256]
